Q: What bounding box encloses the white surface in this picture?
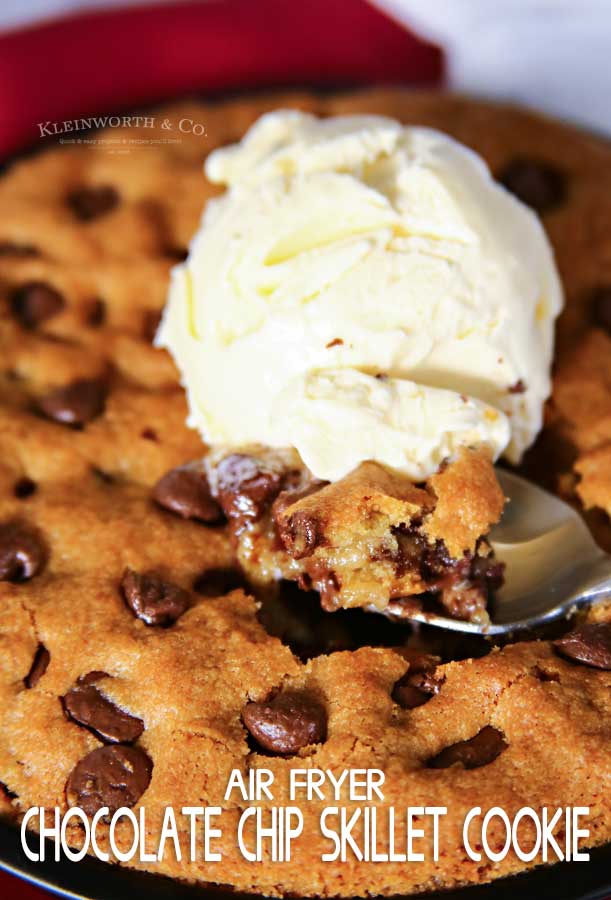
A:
[0,0,177,31]
[379,0,611,134]
[158,110,562,481]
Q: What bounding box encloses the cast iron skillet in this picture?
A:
[0,86,610,900]
[1,819,611,900]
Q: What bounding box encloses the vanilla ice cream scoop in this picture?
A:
[157,110,563,482]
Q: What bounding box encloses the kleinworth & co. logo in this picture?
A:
[36,114,208,153]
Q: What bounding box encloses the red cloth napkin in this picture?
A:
[0,0,441,160]
[0,5,439,895]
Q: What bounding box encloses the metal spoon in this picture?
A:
[387,468,611,636]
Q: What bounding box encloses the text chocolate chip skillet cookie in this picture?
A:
[1,89,611,898]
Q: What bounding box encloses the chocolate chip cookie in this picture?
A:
[1,89,611,898]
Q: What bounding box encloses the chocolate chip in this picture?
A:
[63,678,144,743]
[92,466,113,484]
[165,246,189,262]
[153,462,222,523]
[141,428,158,442]
[437,561,501,622]
[121,568,190,626]
[392,664,444,710]
[66,744,152,817]
[84,298,106,328]
[390,523,441,580]
[498,159,566,213]
[14,477,37,499]
[243,691,327,756]
[427,725,507,770]
[142,309,162,343]
[590,286,611,334]
[11,281,64,329]
[37,378,106,427]
[67,185,119,222]
[192,567,247,597]
[469,552,505,591]
[509,379,526,394]
[0,781,17,801]
[78,670,108,686]
[0,241,37,257]
[217,454,283,522]
[421,540,454,582]
[24,644,50,689]
[0,523,45,581]
[393,678,430,710]
[553,623,611,670]
[277,510,324,559]
[273,482,328,559]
